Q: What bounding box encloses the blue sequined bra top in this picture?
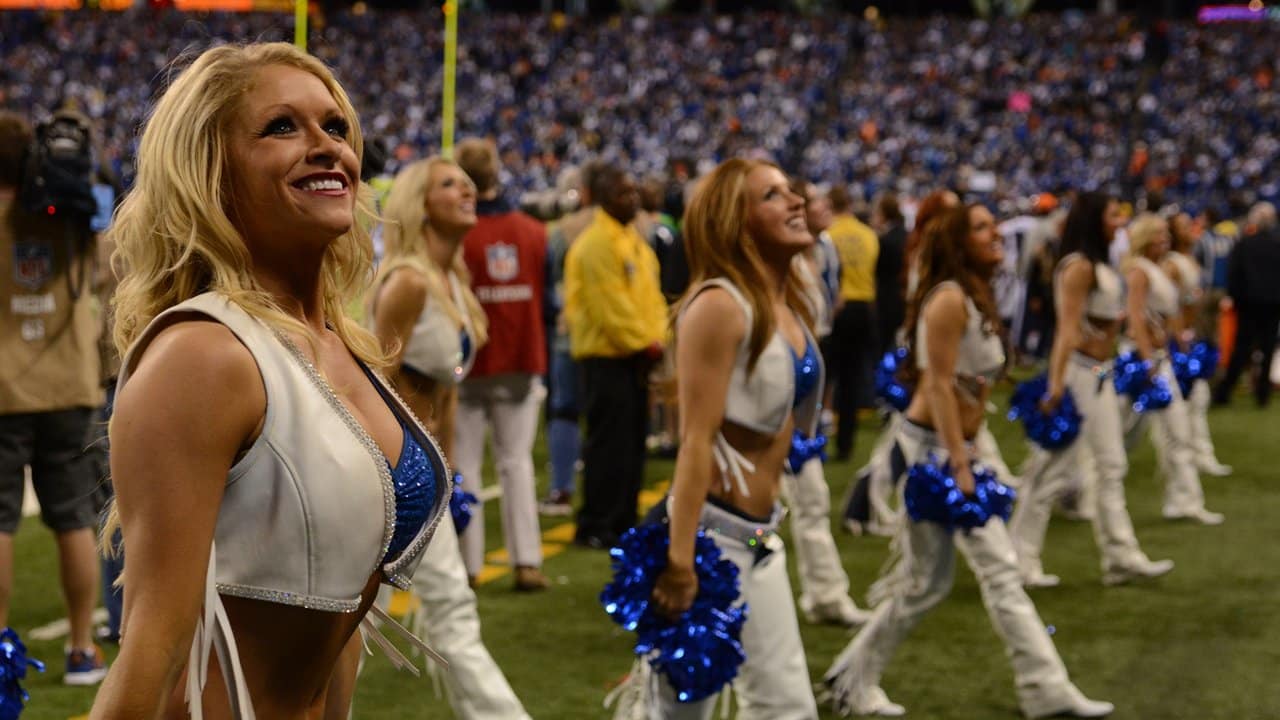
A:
[791,340,820,409]
[383,425,438,565]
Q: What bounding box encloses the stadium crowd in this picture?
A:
[2,7,1280,719]
[2,9,1280,213]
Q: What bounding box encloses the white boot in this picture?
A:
[824,684,905,718]
[1020,570,1062,589]
[802,594,873,627]
[1021,683,1114,718]
[1197,458,1233,477]
[1162,506,1225,526]
[1102,557,1175,587]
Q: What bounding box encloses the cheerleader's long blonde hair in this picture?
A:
[110,42,382,366]
[103,42,381,556]
[371,157,489,348]
[1124,212,1168,270]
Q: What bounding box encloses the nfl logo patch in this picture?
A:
[13,242,53,291]
[486,243,519,282]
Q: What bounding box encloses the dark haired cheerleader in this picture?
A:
[822,205,1112,719]
[1008,193,1175,588]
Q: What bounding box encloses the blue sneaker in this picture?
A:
[64,645,107,686]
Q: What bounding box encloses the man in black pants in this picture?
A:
[1215,203,1280,407]
[873,193,907,358]
[827,186,880,461]
[563,165,668,548]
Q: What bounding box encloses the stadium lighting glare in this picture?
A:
[1198,3,1277,22]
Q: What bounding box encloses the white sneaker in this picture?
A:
[1162,507,1226,526]
[1102,557,1175,586]
[1197,459,1233,477]
[1022,684,1114,718]
[1021,571,1062,589]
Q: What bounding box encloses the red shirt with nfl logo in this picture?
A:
[461,197,548,377]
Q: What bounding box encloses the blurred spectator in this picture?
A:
[0,109,107,684]
[541,162,598,517]
[1214,202,1280,407]
[796,179,841,427]
[635,176,681,457]
[4,12,1279,214]
[827,184,879,460]
[637,175,689,301]
[454,138,550,592]
[1019,198,1066,360]
[872,192,906,357]
[1195,207,1237,293]
[564,165,667,548]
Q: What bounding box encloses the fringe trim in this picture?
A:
[603,658,652,720]
[866,516,913,609]
[406,604,448,699]
[865,414,905,533]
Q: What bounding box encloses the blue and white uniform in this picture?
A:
[652,277,821,720]
[1010,254,1169,584]
[825,282,1109,719]
[118,293,451,719]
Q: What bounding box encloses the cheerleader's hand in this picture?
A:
[1039,387,1064,414]
[954,463,976,496]
[652,561,698,620]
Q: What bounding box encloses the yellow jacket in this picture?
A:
[564,209,668,359]
[829,213,879,302]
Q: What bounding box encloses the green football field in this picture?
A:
[10,384,1280,719]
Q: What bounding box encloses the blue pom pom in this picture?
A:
[600,524,747,703]
[1007,374,1083,450]
[875,347,913,412]
[785,430,828,473]
[449,475,479,534]
[0,628,45,720]
[1168,343,1195,398]
[1189,341,1220,380]
[1171,340,1220,397]
[1113,352,1173,413]
[904,456,1016,532]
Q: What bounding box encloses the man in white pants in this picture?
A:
[454,139,549,591]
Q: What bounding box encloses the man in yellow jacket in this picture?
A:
[564,165,668,548]
[827,186,879,461]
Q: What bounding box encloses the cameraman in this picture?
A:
[0,110,107,684]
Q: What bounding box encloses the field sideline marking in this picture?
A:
[389,479,670,614]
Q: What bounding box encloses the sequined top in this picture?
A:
[1056,253,1124,340]
[679,278,824,437]
[678,278,826,494]
[791,340,820,409]
[915,281,1006,383]
[1131,256,1179,320]
[383,426,438,565]
[397,268,477,384]
[116,292,454,719]
[116,293,452,609]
